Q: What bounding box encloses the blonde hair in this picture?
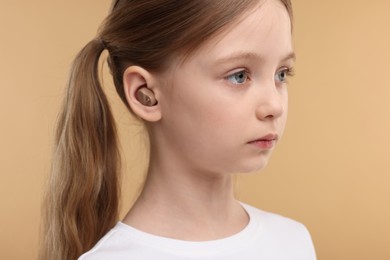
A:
[40,1,292,259]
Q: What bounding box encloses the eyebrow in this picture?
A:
[213,51,296,65]
[282,52,296,62]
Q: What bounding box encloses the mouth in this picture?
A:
[248,134,279,149]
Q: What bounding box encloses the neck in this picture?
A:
[123,147,248,241]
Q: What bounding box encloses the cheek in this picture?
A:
[283,91,288,118]
[181,97,235,137]
[279,90,289,133]
[166,79,226,123]
[165,89,242,154]
[161,66,248,151]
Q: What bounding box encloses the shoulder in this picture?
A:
[78,222,137,260]
[243,202,309,232]
[242,203,317,259]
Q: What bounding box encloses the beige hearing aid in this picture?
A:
[135,87,157,106]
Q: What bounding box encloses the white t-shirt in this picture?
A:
[79,203,316,259]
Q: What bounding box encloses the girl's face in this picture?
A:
[155,0,294,175]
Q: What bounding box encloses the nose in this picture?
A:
[255,82,286,121]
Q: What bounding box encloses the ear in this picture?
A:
[123,66,162,122]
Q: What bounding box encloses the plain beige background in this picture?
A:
[1,1,389,259]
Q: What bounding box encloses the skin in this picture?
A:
[123,0,294,241]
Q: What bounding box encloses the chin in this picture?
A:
[234,157,270,174]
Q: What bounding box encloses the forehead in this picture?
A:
[188,0,293,65]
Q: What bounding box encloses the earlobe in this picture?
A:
[123,66,162,122]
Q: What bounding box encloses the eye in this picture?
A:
[275,67,294,83]
[226,70,249,85]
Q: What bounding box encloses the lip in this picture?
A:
[248,134,279,149]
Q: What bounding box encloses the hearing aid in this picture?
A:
[135,87,157,106]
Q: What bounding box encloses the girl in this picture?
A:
[41,0,316,259]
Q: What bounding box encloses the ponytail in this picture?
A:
[40,39,121,260]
